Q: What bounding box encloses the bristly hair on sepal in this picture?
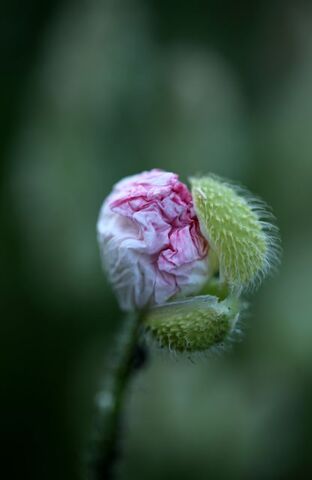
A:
[190,174,282,294]
[142,294,244,356]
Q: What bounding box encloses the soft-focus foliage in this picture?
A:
[1,1,312,480]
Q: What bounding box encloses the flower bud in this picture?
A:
[97,170,210,311]
[191,176,280,291]
[144,295,240,352]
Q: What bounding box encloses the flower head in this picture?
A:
[97,169,209,311]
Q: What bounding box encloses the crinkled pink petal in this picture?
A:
[97,169,209,311]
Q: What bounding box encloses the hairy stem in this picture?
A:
[88,313,145,480]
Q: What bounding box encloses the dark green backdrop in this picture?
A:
[1,1,312,479]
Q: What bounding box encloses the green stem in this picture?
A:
[88,312,144,480]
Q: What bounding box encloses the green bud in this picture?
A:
[144,295,240,352]
[191,175,280,291]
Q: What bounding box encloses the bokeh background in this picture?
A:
[1,1,312,479]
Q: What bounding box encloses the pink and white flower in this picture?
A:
[97,169,209,311]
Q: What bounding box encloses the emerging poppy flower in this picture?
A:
[97,169,209,311]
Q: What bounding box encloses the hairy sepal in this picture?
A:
[190,175,281,292]
[144,295,240,353]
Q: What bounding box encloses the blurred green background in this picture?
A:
[1,1,312,479]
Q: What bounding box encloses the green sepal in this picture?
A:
[144,295,240,352]
[191,175,280,291]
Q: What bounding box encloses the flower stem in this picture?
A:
[88,312,145,480]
